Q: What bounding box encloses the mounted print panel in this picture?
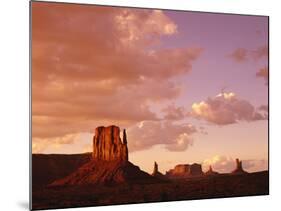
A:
[31,1,269,210]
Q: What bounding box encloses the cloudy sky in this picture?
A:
[32,2,268,174]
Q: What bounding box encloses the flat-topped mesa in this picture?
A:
[92,126,128,161]
[166,163,203,178]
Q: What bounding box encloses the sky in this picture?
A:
[31,2,268,174]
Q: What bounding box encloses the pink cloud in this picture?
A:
[229,46,268,85]
[162,104,186,120]
[256,66,269,85]
[32,133,81,153]
[258,104,268,112]
[114,9,178,47]
[229,45,268,62]
[229,48,248,62]
[191,92,267,125]
[252,45,268,60]
[32,3,203,140]
[127,120,197,152]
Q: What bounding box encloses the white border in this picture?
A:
[0,0,279,211]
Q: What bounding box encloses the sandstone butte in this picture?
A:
[49,125,157,186]
[92,126,128,161]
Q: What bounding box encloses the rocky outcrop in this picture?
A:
[205,165,219,176]
[231,158,247,174]
[166,163,203,178]
[49,125,159,186]
[32,153,92,189]
[152,161,159,175]
[151,161,166,179]
[49,160,158,186]
[93,126,128,161]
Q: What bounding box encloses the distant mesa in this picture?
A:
[166,163,203,178]
[205,165,219,176]
[49,125,158,186]
[231,158,248,174]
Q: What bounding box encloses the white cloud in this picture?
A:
[115,9,177,47]
[191,92,267,125]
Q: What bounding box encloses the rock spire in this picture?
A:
[231,158,247,174]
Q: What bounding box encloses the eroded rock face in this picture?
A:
[49,160,158,186]
[171,164,190,175]
[49,125,159,186]
[231,158,247,174]
[189,163,203,175]
[166,163,203,178]
[92,126,128,161]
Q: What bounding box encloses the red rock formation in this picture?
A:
[32,153,92,189]
[152,162,159,175]
[231,158,247,174]
[151,162,167,181]
[205,165,219,176]
[167,164,189,176]
[92,126,128,161]
[188,163,203,176]
[49,125,159,186]
[166,163,203,178]
[151,161,166,179]
[49,160,157,186]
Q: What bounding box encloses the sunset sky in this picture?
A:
[32,2,268,174]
